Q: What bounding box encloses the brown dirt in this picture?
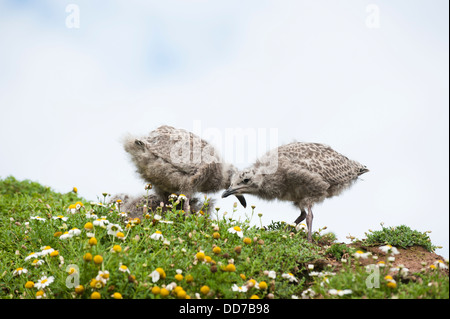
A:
[309,243,449,276]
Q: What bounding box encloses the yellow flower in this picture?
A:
[93,255,103,264]
[250,295,260,299]
[234,226,241,232]
[36,290,45,298]
[177,290,187,299]
[67,267,77,275]
[73,187,78,193]
[173,286,183,295]
[160,288,170,297]
[213,246,221,254]
[119,265,130,273]
[213,232,220,239]
[240,274,246,280]
[226,264,236,272]
[50,250,59,257]
[91,292,101,299]
[25,281,34,289]
[156,267,166,279]
[75,285,84,294]
[84,222,93,230]
[112,292,123,299]
[200,285,210,295]
[185,274,194,283]
[116,232,125,239]
[89,237,98,246]
[386,281,397,289]
[151,286,161,295]
[83,253,93,262]
[113,245,122,253]
[384,275,393,281]
[259,281,268,290]
[243,237,252,245]
[205,255,212,263]
[196,252,205,261]
[175,274,183,281]
[53,231,62,237]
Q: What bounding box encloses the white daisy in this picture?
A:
[93,217,109,228]
[30,216,46,222]
[13,267,28,276]
[85,212,98,219]
[35,276,55,290]
[328,289,352,296]
[59,231,72,240]
[107,223,123,236]
[150,231,164,241]
[296,223,308,232]
[68,228,81,236]
[118,264,130,274]
[267,270,277,279]
[52,215,68,221]
[434,260,449,270]
[379,245,400,255]
[353,250,371,259]
[25,252,41,261]
[118,211,128,218]
[301,288,316,299]
[227,226,244,238]
[31,259,45,267]
[40,246,55,256]
[281,273,298,283]
[231,284,248,293]
[169,194,178,200]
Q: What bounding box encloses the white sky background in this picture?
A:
[0,1,448,257]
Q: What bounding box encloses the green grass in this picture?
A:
[0,176,448,299]
[363,224,436,252]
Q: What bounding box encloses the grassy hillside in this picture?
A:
[0,176,448,299]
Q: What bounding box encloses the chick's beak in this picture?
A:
[221,187,235,198]
[222,188,247,208]
[235,195,247,208]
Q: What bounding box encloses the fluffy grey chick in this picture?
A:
[123,125,246,211]
[110,193,215,219]
[222,142,368,242]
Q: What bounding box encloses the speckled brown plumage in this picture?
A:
[123,125,246,210]
[222,142,368,241]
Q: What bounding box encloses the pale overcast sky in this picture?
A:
[0,0,448,257]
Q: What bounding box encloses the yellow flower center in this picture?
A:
[233,226,241,232]
[113,245,122,252]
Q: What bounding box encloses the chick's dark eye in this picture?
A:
[243,178,250,184]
